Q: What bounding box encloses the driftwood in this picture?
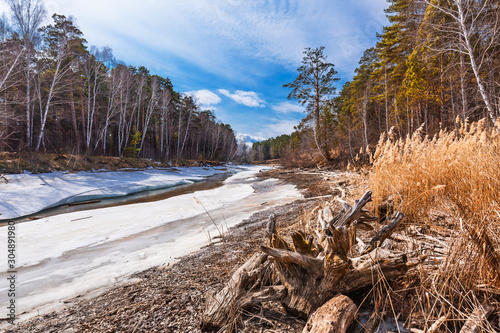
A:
[364,211,405,253]
[329,191,376,229]
[427,314,448,333]
[201,191,413,331]
[459,301,494,333]
[200,253,284,332]
[302,295,357,333]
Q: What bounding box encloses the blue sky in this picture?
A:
[9,0,390,143]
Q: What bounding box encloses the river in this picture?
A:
[0,166,302,326]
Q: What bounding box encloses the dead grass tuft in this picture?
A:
[369,119,500,330]
[370,119,500,223]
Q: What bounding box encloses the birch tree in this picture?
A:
[5,0,45,148]
[137,75,159,155]
[82,46,112,150]
[159,88,171,159]
[100,52,118,155]
[420,0,500,123]
[114,65,133,156]
[178,95,196,159]
[35,14,85,151]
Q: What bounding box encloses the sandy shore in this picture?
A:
[4,168,362,332]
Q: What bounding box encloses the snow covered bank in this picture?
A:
[0,165,301,325]
[0,165,257,220]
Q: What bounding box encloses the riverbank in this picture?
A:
[3,168,363,332]
[0,152,226,175]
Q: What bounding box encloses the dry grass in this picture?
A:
[370,119,500,223]
[369,119,500,331]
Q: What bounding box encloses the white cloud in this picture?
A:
[218,89,265,107]
[252,119,300,139]
[271,101,305,114]
[44,0,388,81]
[183,90,221,107]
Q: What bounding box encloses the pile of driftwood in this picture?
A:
[200,191,418,332]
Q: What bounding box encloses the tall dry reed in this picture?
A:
[370,119,500,224]
[369,119,500,330]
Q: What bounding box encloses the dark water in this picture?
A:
[3,172,231,224]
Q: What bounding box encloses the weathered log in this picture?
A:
[201,253,277,331]
[427,314,448,333]
[261,192,411,318]
[262,245,410,317]
[302,295,357,333]
[364,212,405,254]
[267,213,277,237]
[332,190,373,228]
[339,248,410,294]
[323,206,334,226]
[260,245,323,276]
[459,301,494,333]
[326,224,356,261]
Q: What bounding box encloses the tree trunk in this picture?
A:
[26,48,32,149]
[68,78,79,152]
[457,1,496,124]
[201,253,284,332]
[460,53,468,121]
[384,68,389,132]
[36,57,62,151]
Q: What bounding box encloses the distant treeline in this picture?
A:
[250,134,296,161]
[0,1,237,161]
[252,0,500,166]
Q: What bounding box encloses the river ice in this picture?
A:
[0,165,302,326]
[0,166,241,220]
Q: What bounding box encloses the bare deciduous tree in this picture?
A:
[35,14,85,151]
[5,0,46,148]
[420,0,500,123]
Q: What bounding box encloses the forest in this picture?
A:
[0,0,237,162]
[252,0,500,166]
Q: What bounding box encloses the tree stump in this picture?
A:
[201,191,415,331]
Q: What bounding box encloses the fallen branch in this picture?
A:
[364,212,405,254]
[260,245,323,276]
